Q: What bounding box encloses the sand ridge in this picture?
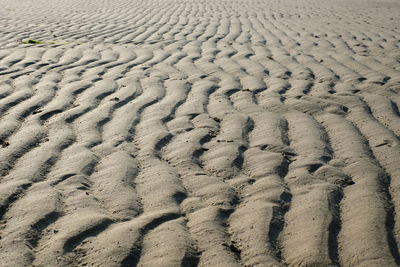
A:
[0,0,400,266]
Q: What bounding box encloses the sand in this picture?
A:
[0,0,399,266]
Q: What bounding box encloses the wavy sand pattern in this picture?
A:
[0,0,400,266]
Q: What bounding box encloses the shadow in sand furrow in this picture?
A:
[198,66,288,265]
[120,75,203,265]
[0,82,13,101]
[340,97,400,262]
[123,100,161,142]
[88,151,142,221]
[132,17,174,44]
[268,190,292,246]
[26,133,115,266]
[154,133,173,156]
[296,54,339,84]
[200,113,249,179]
[26,211,61,248]
[0,67,38,77]
[0,50,26,69]
[32,213,113,266]
[357,56,400,86]
[127,77,187,221]
[0,183,32,221]
[289,91,397,263]
[0,87,34,118]
[192,78,252,181]
[161,120,240,265]
[0,127,75,265]
[135,215,200,266]
[0,73,61,140]
[332,54,390,85]
[361,93,400,137]
[93,78,143,148]
[63,219,114,253]
[0,124,47,176]
[119,213,185,267]
[159,80,192,122]
[226,86,293,265]
[0,125,74,186]
[0,183,63,266]
[277,77,310,100]
[61,80,118,140]
[253,86,344,266]
[326,189,344,266]
[280,111,340,266]
[320,55,366,84]
[315,111,399,266]
[0,48,136,140]
[385,185,400,265]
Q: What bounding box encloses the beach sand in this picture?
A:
[0,0,399,266]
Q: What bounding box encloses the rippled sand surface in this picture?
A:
[0,0,400,266]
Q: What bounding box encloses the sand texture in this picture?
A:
[0,0,400,266]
